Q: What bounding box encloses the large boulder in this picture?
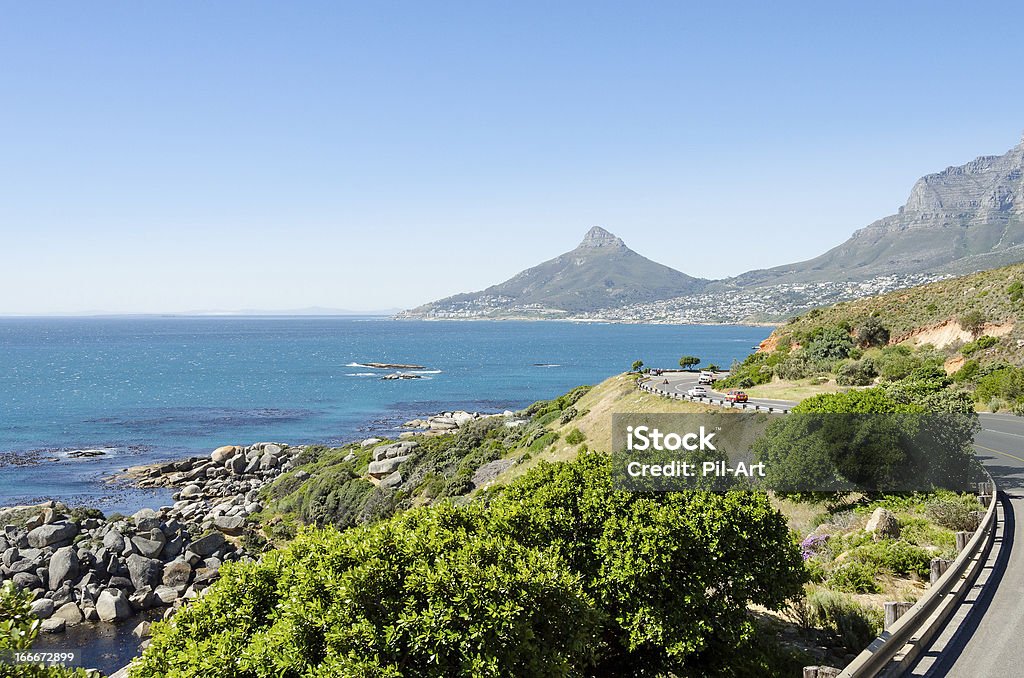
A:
[96,589,131,622]
[30,598,55,619]
[26,522,78,548]
[40,617,66,634]
[179,484,203,499]
[866,508,901,541]
[228,454,247,475]
[132,508,162,532]
[12,572,42,590]
[52,602,84,626]
[380,471,403,490]
[153,585,179,605]
[126,554,163,591]
[47,546,79,589]
[211,445,240,464]
[162,559,193,589]
[367,456,408,478]
[188,532,226,558]
[102,530,125,553]
[213,516,245,536]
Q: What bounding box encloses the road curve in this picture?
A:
[642,376,1024,675]
[909,413,1024,676]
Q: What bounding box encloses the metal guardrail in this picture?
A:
[838,473,997,677]
[637,375,1000,678]
[637,379,790,414]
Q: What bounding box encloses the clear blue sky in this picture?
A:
[2,1,1023,314]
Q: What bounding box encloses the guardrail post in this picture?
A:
[955,531,972,553]
[884,601,914,630]
[803,667,841,678]
[929,558,952,585]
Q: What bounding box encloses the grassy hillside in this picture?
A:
[254,374,717,540]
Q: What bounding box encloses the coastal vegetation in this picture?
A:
[134,455,808,677]
[720,262,1024,412]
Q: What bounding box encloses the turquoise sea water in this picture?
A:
[0,317,770,513]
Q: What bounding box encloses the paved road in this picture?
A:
[642,377,1024,674]
[910,413,1024,676]
[643,372,797,411]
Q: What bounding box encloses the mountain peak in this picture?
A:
[578,226,625,249]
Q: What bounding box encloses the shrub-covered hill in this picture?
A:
[133,454,808,678]
[764,262,1024,362]
[254,374,718,541]
[723,262,1024,411]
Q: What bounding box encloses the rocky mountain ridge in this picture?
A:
[403,134,1024,321]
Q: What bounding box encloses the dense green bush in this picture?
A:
[718,351,778,388]
[836,358,877,386]
[974,365,1024,405]
[855,317,890,348]
[848,540,932,578]
[961,335,998,356]
[925,493,985,531]
[564,428,586,445]
[802,326,854,362]
[136,455,806,678]
[826,562,880,594]
[754,389,979,501]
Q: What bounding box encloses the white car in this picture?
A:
[687,386,709,398]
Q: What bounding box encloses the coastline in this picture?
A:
[393,315,779,327]
[3,407,505,676]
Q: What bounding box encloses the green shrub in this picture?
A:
[855,317,890,348]
[1008,281,1024,303]
[564,428,586,445]
[806,588,882,654]
[961,335,998,356]
[925,494,984,531]
[528,431,559,452]
[827,561,880,593]
[848,540,932,578]
[803,326,854,361]
[136,455,807,678]
[836,358,877,386]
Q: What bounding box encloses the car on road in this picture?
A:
[698,371,716,385]
[725,390,748,403]
[687,386,709,398]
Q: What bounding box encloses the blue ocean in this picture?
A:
[0,317,769,513]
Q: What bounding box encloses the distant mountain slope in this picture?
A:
[730,135,1024,287]
[402,227,707,317]
[761,261,1024,360]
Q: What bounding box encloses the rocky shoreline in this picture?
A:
[1,408,514,674]
[1,442,301,644]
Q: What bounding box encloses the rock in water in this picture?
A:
[96,589,131,622]
[52,602,84,626]
[866,508,901,541]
